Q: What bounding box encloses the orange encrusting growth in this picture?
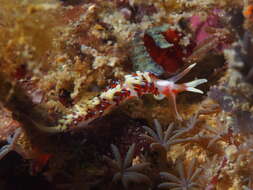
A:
[244,5,253,18]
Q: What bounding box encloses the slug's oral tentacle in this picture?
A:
[166,92,182,121]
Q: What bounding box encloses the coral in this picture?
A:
[203,120,233,148]
[163,114,210,147]
[172,114,199,138]
[159,158,202,190]
[142,120,178,152]
[141,119,177,169]
[103,144,150,189]
[141,115,214,171]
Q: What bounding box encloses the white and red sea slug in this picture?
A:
[48,63,206,132]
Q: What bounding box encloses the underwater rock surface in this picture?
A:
[1,0,253,189]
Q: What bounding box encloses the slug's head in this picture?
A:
[154,64,207,120]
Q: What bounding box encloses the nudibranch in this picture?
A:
[38,63,206,133]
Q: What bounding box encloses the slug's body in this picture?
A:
[56,64,207,131]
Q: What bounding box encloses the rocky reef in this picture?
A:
[0,0,253,189]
